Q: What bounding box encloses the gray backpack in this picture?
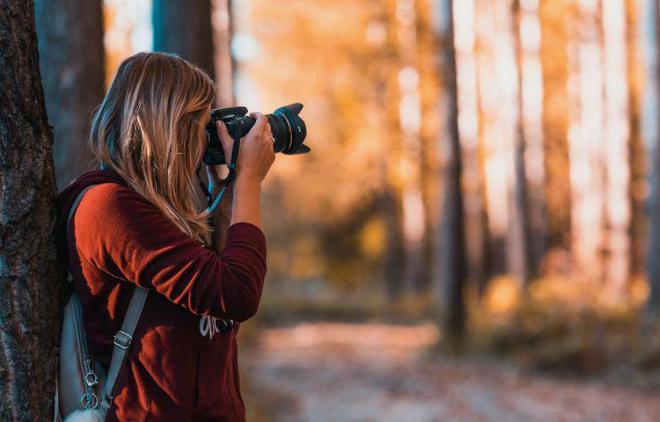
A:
[54,185,149,422]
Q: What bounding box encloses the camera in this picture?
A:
[204,103,310,165]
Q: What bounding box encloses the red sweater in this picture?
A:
[54,169,267,421]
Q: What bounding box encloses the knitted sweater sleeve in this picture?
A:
[72,183,267,322]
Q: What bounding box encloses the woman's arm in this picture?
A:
[73,183,266,322]
[72,113,276,322]
[208,176,262,253]
[207,172,234,252]
[208,112,275,249]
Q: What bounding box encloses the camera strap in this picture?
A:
[207,123,242,213]
[226,122,242,182]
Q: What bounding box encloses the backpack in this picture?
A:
[54,185,149,422]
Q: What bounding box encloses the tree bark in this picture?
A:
[0,1,64,420]
[434,0,467,350]
[35,0,104,190]
[153,0,216,80]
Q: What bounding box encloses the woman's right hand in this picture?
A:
[222,112,275,229]
[235,112,275,183]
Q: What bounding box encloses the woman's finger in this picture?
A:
[216,120,233,159]
[206,164,222,183]
[248,112,268,134]
[264,121,273,139]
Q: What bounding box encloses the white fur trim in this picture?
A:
[63,400,109,422]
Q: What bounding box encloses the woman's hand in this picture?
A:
[236,112,276,183]
[207,112,275,185]
[207,120,235,251]
[227,112,276,229]
[206,119,234,193]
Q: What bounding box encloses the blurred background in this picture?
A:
[38,0,660,420]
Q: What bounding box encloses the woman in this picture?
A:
[54,52,274,421]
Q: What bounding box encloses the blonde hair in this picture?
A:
[90,52,215,245]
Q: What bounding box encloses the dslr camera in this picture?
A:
[204,103,310,165]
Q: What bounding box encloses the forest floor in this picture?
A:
[242,321,660,422]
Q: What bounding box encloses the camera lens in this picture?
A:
[268,103,309,155]
[267,113,291,152]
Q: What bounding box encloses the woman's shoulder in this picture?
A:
[76,182,157,224]
[82,181,139,201]
[72,181,185,262]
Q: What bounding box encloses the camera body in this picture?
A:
[204,103,310,165]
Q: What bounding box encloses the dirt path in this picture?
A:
[242,322,660,422]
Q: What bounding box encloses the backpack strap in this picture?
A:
[66,184,149,402]
[66,186,95,245]
[104,286,148,399]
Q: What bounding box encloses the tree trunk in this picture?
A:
[540,0,571,256]
[0,1,64,420]
[475,76,493,295]
[417,0,444,294]
[382,187,407,300]
[457,0,492,295]
[35,0,104,190]
[569,0,607,281]
[647,0,660,311]
[434,0,467,350]
[213,0,235,107]
[510,0,534,287]
[394,0,429,293]
[380,0,408,302]
[625,0,644,278]
[601,0,632,298]
[474,0,510,277]
[153,0,216,79]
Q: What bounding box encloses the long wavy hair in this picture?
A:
[90,52,215,245]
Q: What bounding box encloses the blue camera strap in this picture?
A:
[206,123,243,213]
